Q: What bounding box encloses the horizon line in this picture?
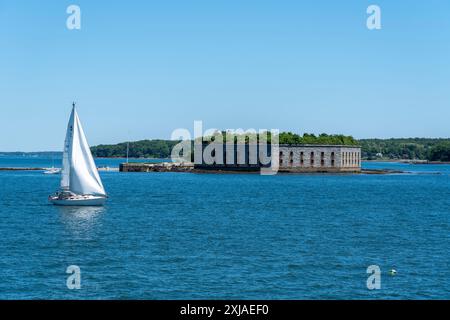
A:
[2,136,450,153]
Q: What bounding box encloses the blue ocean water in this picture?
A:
[1,156,450,299]
[0,154,166,168]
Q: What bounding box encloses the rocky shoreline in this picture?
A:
[119,162,194,173]
[119,162,410,175]
[0,164,416,175]
[360,168,405,174]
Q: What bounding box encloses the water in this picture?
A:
[0,154,167,168]
[1,156,450,299]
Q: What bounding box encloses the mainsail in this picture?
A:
[60,106,106,196]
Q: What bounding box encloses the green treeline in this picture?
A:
[90,135,450,161]
[90,133,358,158]
[360,138,450,161]
[199,132,358,145]
[91,140,180,158]
[278,132,358,145]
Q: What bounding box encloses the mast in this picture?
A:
[60,104,75,191]
[126,129,131,163]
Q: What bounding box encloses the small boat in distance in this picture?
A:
[43,167,61,174]
[44,155,61,174]
[49,103,107,206]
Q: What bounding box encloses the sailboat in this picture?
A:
[49,103,107,206]
[43,167,61,174]
[44,155,62,174]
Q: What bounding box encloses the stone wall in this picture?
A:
[278,145,361,172]
[195,143,361,172]
[120,162,194,172]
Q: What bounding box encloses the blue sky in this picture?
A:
[1,0,449,151]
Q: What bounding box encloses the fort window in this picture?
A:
[310,152,314,165]
[300,152,304,166]
[211,149,216,164]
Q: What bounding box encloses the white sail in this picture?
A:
[60,110,72,190]
[60,106,106,196]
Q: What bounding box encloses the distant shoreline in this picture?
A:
[0,167,407,175]
[363,159,450,165]
[2,153,450,165]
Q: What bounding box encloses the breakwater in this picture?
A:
[119,162,194,172]
[0,167,45,171]
[119,162,405,175]
[0,167,117,172]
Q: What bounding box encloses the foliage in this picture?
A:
[428,141,450,162]
[278,132,358,145]
[90,133,358,158]
[91,140,180,158]
[358,138,450,160]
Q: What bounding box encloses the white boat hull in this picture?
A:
[44,169,61,174]
[49,195,106,206]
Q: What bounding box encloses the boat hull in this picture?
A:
[49,196,106,206]
[44,169,61,175]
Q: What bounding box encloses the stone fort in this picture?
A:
[195,143,361,173]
